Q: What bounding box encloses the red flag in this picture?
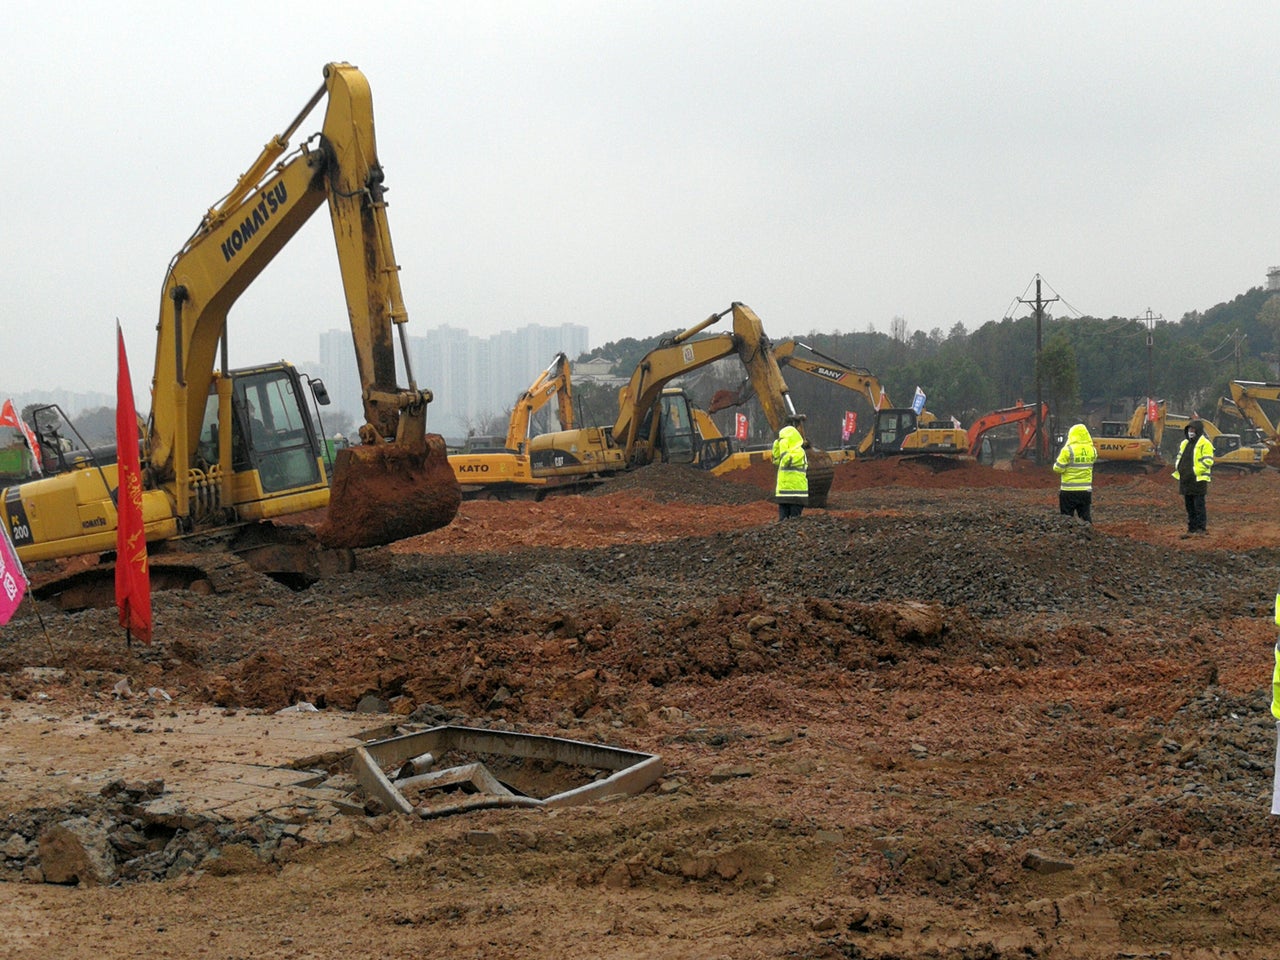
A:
[734,412,748,440]
[842,410,858,443]
[115,325,152,644]
[0,399,41,476]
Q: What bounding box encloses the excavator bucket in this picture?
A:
[317,433,461,548]
[806,447,835,508]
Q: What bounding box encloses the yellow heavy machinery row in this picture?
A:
[3,61,1274,613]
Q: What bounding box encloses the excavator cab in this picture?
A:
[872,409,917,455]
[636,390,699,465]
[197,365,328,495]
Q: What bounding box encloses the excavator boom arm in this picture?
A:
[506,352,574,451]
[153,63,421,483]
[611,303,802,462]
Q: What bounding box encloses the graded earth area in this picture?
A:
[2,458,1280,959]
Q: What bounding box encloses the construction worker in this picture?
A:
[1173,419,1214,538]
[772,425,808,521]
[1053,423,1098,522]
[1272,585,1280,815]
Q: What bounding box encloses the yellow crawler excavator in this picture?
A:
[764,341,970,465]
[448,352,593,499]
[1,63,460,606]
[527,303,835,506]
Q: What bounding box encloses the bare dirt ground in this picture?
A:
[3,456,1280,959]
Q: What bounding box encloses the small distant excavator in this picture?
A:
[965,402,1051,462]
[527,303,835,506]
[448,352,587,499]
[766,341,970,466]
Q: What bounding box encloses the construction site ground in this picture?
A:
[2,456,1280,959]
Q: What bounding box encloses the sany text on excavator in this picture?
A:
[766,341,969,465]
[527,303,835,506]
[1094,401,1163,471]
[1,63,460,603]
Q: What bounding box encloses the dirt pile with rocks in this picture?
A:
[2,458,1280,959]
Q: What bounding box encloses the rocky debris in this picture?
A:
[1,777,375,886]
[586,462,769,505]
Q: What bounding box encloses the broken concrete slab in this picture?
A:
[353,725,663,817]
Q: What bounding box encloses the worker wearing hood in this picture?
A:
[772,425,809,521]
[1053,422,1098,522]
[1173,419,1214,537]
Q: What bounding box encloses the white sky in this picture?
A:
[4,1,1276,399]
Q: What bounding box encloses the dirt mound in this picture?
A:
[587,461,770,504]
[3,468,1280,958]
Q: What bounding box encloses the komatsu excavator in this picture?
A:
[526,303,835,506]
[1,63,460,604]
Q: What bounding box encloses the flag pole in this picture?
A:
[21,592,57,663]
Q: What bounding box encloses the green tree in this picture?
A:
[1038,334,1079,422]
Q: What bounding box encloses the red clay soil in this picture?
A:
[2,456,1280,960]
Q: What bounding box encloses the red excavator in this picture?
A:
[966,402,1051,462]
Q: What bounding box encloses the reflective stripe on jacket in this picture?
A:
[1273,591,1280,721]
[1172,433,1214,483]
[1053,423,1097,492]
[772,426,808,501]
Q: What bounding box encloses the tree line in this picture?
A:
[573,284,1280,451]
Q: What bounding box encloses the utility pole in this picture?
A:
[1142,308,1162,436]
[1018,275,1058,465]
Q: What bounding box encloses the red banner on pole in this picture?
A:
[115,324,152,645]
[842,410,858,442]
[0,399,42,476]
[734,413,748,440]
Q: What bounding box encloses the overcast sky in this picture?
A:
[4,1,1276,402]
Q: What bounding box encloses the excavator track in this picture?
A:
[29,522,356,613]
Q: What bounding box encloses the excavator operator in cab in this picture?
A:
[1053,422,1098,523]
[772,425,808,521]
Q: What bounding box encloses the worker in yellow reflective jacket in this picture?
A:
[772,425,808,521]
[1272,588,1280,723]
[1053,423,1098,522]
[1271,586,1280,815]
[1173,419,1214,538]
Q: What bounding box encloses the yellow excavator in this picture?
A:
[1,62,460,604]
[1221,381,1280,467]
[526,303,835,506]
[1165,410,1269,473]
[1094,402,1164,471]
[448,352,588,499]
[768,341,970,464]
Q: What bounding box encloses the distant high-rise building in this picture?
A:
[1268,266,1280,292]
[313,322,589,442]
